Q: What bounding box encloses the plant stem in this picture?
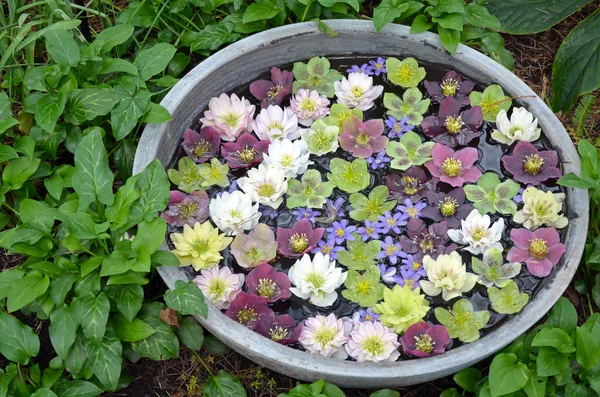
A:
[191,349,214,376]
[300,0,314,22]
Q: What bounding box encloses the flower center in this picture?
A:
[442,158,462,177]
[406,207,419,218]
[306,271,327,289]
[419,237,434,253]
[182,166,202,185]
[335,110,351,129]
[362,335,385,356]
[192,139,210,158]
[267,84,282,99]
[414,334,435,354]
[257,278,278,299]
[312,130,333,149]
[452,310,474,327]
[402,176,420,195]
[237,147,256,163]
[439,197,458,216]
[529,238,548,259]
[314,326,337,346]
[393,123,403,132]
[269,325,289,341]
[441,78,460,97]
[355,131,371,147]
[257,182,276,197]
[351,85,365,98]
[207,277,227,297]
[523,154,544,175]
[445,115,464,135]
[365,314,373,321]
[210,166,222,180]
[236,306,258,325]
[247,246,263,262]
[335,228,345,237]
[412,261,422,270]
[386,218,396,227]
[289,233,309,253]
[395,64,415,83]
[321,244,333,254]
[366,227,375,236]
[385,243,398,256]
[300,97,317,112]
[471,226,487,241]
[280,154,294,167]
[192,239,209,255]
[178,200,198,219]
[356,279,373,295]
[223,112,241,127]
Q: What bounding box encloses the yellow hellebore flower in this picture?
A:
[373,284,430,334]
[170,221,233,270]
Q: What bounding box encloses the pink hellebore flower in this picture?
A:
[161,190,209,227]
[501,141,561,185]
[246,264,291,303]
[193,265,244,310]
[225,292,273,330]
[221,133,270,169]
[345,321,400,362]
[339,115,388,158]
[400,322,451,358]
[507,227,566,277]
[425,143,482,187]
[255,314,303,345]
[181,127,221,163]
[290,89,330,126]
[200,93,255,141]
[230,223,277,269]
[249,67,294,108]
[277,218,324,257]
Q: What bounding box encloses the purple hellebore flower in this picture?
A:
[399,218,457,260]
[249,67,294,108]
[221,133,270,168]
[424,71,475,105]
[347,63,369,74]
[386,166,430,202]
[311,238,344,260]
[397,198,427,219]
[400,322,451,358]
[339,116,388,158]
[255,314,303,345]
[277,219,324,257]
[260,205,279,220]
[378,264,400,284]
[292,207,321,223]
[507,227,566,278]
[246,264,291,303]
[501,141,562,185]
[421,97,483,147]
[367,57,387,76]
[225,292,273,330]
[230,223,277,269]
[421,184,474,229]
[376,211,408,235]
[353,308,380,323]
[396,267,422,290]
[377,236,406,265]
[326,220,357,245]
[425,143,482,188]
[161,190,209,227]
[385,116,414,139]
[181,127,220,163]
[365,150,391,170]
[357,220,384,241]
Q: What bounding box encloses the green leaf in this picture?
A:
[411,14,434,33]
[7,270,50,312]
[551,9,600,111]
[105,176,141,229]
[175,316,204,351]
[151,250,180,267]
[64,88,119,125]
[546,297,577,335]
[142,103,172,124]
[90,329,122,391]
[2,156,40,191]
[577,138,600,179]
[164,280,208,317]
[49,274,78,306]
[454,367,482,392]
[45,30,80,67]
[433,13,464,31]
[35,92,67,133]
[94,24,134,54]
[0,268,25,300]
[243,0,280,23]
[203,370,247,397]
[133,43,177,81]
[576,327,600,369]
[373,0,410,32]
[107,284,144,322]
[31,388,58,397]
[131,304,180,361]
[203,335,230,356]
[132,217,166,255]
[369,390,400,397]
[49,304,78,359]
[52,380,102,397]
[536,346,569,377]
[0,311,40,365]
[321,381,345,397]
[465,3,501,29]
[438,26,461,54]
[531,328,575,354]
[489,353,530,397]
[76,293,110,344]
[182,23,241,52]
[111,82,151,140]
[129,159,170,223]
[98,58,139,75]
[0,144,18,162]
[112,313,155,342]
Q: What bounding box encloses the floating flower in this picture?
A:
[420,252,478,301]
[386,131,435,171]
[181,127,220,163]
[327,103,363,130]
[221,133,269,169]
[463,172,521,215]
[339,115,388,158]
[260,205,279,220]
[327,158,371,193]
[385,116,414,139]
[347,63,369,74]
[249,66,294,108]
[161,190,209,227]
[311,238,344,260]
[337,236,381,271]
[262,138,312,178]
[377,236,406,265]
[373,284,430,334]
[491,107,541,144]
[349,186,397,222]
[326,220,357,245]
[421,97,483,147]
[469,84,512,122]
[277,219,324,257]
[425,143,482,187]
[200,93,255,141]
[198,158,230,189]
[396,267,423,290]
[400,322,451,358]
[292,207,321,223]
[193,265,244,309]
[353,308,380,323]
[170,222,233,270]
[421,186,474,228]
[246,264,291,303]
[383,88,431,125]
[378,264,400,284]
[334,72,384,111]
[255,314,303,345]
[386,166,430,202]
[401,254,427,277]
[501,141,561,185]
[299,313,351,358]
[252,105,300,142]
[472,247,521,287]
[435,299,490,343]
[299,119,340,156]
[488,281,530,314]
[365,150,391,170]
[345,321,400,362]
[230,223,277,269]
[209,191,260,236]
[447,209,504,255]
[238,164,288,209]
[386,57,426,88]
[286,169,335,209]
[290,89,330,126]
[225,292,273,330]
[376,211,408,234]
[424,71,475,105]
[513,187,568,230]
[168,157,204,193]
[397,198,427,219]
[399,219,456,259]
[342,265,386,307]
[288,252,347,307]
[292,57,342,98]
[507,227,566,277]
[367,57,387,76]
[357,220,384,241]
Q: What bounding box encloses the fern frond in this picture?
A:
[573,94,596,138]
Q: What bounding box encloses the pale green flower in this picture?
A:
[373,285,430,334]
[513,186,568,230]
[488,281,529,314]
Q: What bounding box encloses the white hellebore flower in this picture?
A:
[333,72,384,111]
[491,107,541,144]
[447,209,504,255]
[200,93,255,141]
[289,89,330,126]
[288,252,347,307]
[299,313,351,359]
[420,252,478,301]
[514,186,568,230]
[262,138,313,178]
[193,266,244,310]
[209,191,260,236]
[345,321,400,362]
[237,164,288,209]
[252,104,300,141]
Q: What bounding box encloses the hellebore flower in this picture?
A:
[420,252,478,301]
[421,97,483,147]
[492,107,541,144]
[290,89,330,126]
[238,164,288,209]
[339,115,388,158]
[253,105,300,142]
[469,84,512,122]
[472,247,521,287]
[342,265,386,307]
[249,66,294,108]
[168,157,204,193]
[513,187,568,230]
[383,89,431,125]
[277,218,325,257]
[435,299,490,343]
[386,57,426,88]
[327,158,371,194]
[246,263,291,303]
[200,93,255,141]
[288,252,347,307]
[181,127,220,163]
[193,265,244,309]
[170,222,233,271]
[385,116,414,139]
[399,219,456,259]
[397,198,427,219]
[425,143,482,187]
[507,227,566,277]
[358,220,384,241]
[447,209,504,255]
[263,138,312,178]
[377,236,406,265]
[286,169,335,209]
[501,141,561,185]
[367,57,387,76]
[209,191,260,236]
[400,322,451,358]
[463,172,521,216]
[230,223,277,269]
[311,238,344,260]
[421,185,474,228]
[326,219,357,245]
[225,292,273,330]
[345,321,400,362]
[348,186,397,222]
[353,308,380,323]
[255,314,303,344]
[292,207,321,223]
[299,313,351,358]
[386,131,435,171]
[376,211,408,235]
[337,235,381,270]
[328,103,364,130]
[373,284,430,334]
[161,190,209,227]
[488,281,530,314]
[334,72,384,111]
[292,57,342,98]
[366,150,391,170]
[386,166,430,202]
[424,71,475,105]
[197,159,230,189]
[221,133,269,169]
[299,119,340,156]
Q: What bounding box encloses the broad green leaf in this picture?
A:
[94,24,134,54]
[182,23,241,52]
[411,14,434,33]
[114,140,137,181]
[151,250,180,267]
[76,293,110,344]
[132,218,166,255]
[465,3,501,29]
[58,211,110,240]
[370,390,401,397]
[577,139,600,179]
[111,83,150,140]
[31,388,58,397]
[131,304,179,361]
[243,0,281,23]
[7,270,50,312]
[489,353,529,396]
[64,88,119,125]
[0,311,40,365]
[546,296,577,335]
[106,176,141,229]
[0,268,25,300]
[64,333,88,376]
[74,271,101,298]
[112,313,155,342]
[133,43,177,81]
[204,371,247,397]
[536,346,569,377]
[576,327,600,369]
[49,274,79,306]
[98,58,139,75]
[49,304,78,359]
[2,156,40,191]
[142,103,172,124]
[175,316,204,351]
[107,284,144,322]
[438,26,461,54]
[90,329,122,391]
[34,92,66,133]
[30,124,67,160]
[164,280,208,317]
[453,367,482,393]
[45,30,80,67]
[373,0,409,32]
[129,159,170,223]
[531,328,575,353]
[52,380,102,397]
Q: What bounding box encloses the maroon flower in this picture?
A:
[501,141,561,185]
[400,322,451,358]
[386,166,431,202]
[399,218,457,259]
[181,127,220,163]
[277,219,324,257]
[221,133,270,168]
[424,71,475,105]
[421,183,474,228]
[421,97,482,147]
[425,143,482,187]
[507,228,566,277]
[249,67,294,108]
[246,264,291,303]
[161,190,209,227]
[255,314,303,345]
[339,115,388,158]
[225,292,273,330]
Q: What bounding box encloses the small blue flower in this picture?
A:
[354,308,380,323]
[311,238,344,260]
[385,116,414,139]
[260,205,278,219]
[396,267,422,289]
[357,220,384,241]
[376,211,409,234]
[347,63,370,74]
[397,198,427,219]
[378,264,400,284]
[513,186,529,203]
[365,150,391,170]
[376,236,406,265]
[324,197,346,220]
[326,220,357,245]
[401,254,426,278]
[292,207,321,223]
[367,57,387,76]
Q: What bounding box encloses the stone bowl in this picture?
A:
[133,21,588,388]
